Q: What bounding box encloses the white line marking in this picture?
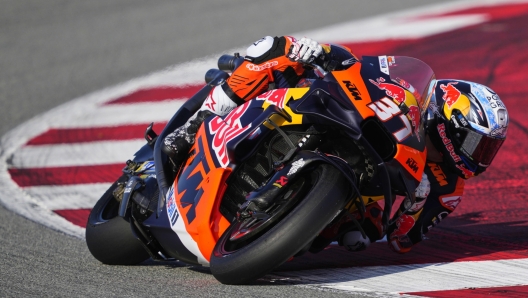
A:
[22,183,112,210]
[11,140,146,168]
[48,101,184,128]
[1,2,528,295]
[272,258,528,294]
[303,14,488,44]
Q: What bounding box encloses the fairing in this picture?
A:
[147,56,436,266]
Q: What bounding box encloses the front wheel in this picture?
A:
[85,176,150,265]
[210,164,350,284]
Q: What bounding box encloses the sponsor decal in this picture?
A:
[256,89,288,106]
[370,77,406,103]
[371,76,421,140]
[255,88,288,108]
[427,211,449,232]
[456,163,475,178]
[393,77,422,103]
[437,123,462,163]
[378,56,390,75]
[136,161,155,172]
[124,179,134,194]
[342,81,362,100]
[428,162,448,186]
[341,57,359,66]
[273,176,288,188]
[440,82,461,108]
[387,56,396,66]
[368,97,413,142]
[457,113,469,127]
[407,105,421,141]
[204,93,217,112]
[403,197,427,213]
[166,187,179,226]
[287,158,305,176]
[208,102,252,168]
[406,157,419,173]
[246,60,279,71]
[391,214,415,238]
[247,127,262,140]
[441,196,462,211]
[394,77,410,89]
[428,101,442,118]
[451,115,460,128]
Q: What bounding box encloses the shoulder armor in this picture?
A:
[246,36,275,59]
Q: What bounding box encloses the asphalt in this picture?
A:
[0,1,459,296]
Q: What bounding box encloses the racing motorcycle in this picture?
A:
[86,53,436,285]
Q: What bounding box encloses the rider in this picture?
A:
[161,36,356,161]
[382,79,509,253]
[162,36,509,254]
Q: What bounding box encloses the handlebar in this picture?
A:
[217,53,245,72]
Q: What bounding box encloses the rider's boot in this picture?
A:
[161,85,239,162]
[386,196,427,254]
[341,230,371,252]
[341,203,384,252]
[161,110,213,161]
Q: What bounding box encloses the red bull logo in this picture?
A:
[255,88,288,108]
[209,102,252,167]
[440,82,461,108]
[390,214,415,238]
[437,123,462,163]
[369,77,406,103]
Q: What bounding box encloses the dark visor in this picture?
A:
[459,128,504,166]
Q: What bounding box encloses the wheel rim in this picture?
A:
[217,174,313,255]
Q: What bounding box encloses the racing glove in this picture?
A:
[287,37,324,64]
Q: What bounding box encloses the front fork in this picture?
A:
[238,150,361,222]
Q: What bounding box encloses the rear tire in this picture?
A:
[85,176,150,265]
[210,164,350,284]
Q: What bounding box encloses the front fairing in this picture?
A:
[291,56,435,191]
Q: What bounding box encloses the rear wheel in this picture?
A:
[210,164,350,284]
[85,176,150,265]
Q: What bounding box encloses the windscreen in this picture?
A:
[386,56,436,112]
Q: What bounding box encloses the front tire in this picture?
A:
[210,164,350,284]
[85,176,150,265]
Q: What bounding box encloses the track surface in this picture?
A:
[1,1,527,297]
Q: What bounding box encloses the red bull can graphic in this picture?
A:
[440,82,461,108]
[369,77,406,103]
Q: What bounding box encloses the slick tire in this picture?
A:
[85,176,150,265]
[210,164,349,284]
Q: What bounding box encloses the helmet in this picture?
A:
[426,80,508,179]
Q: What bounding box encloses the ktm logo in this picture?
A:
[428,162,448,186]
[406,157,419,173]
[342,81,362,100]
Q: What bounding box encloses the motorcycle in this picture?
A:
[86,53,436,284]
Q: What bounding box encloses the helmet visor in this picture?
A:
[459,128,504,166]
